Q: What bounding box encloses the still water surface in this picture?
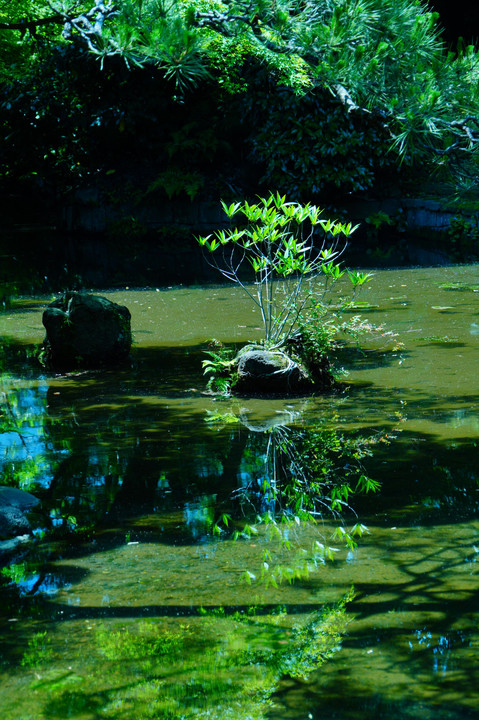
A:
[0,264,478,719]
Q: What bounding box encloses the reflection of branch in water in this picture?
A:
[36,591,353,720]
[223,417,383,582]
[234,422,376,521]
[0,390,28,449]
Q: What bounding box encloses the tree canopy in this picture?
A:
[1,1,479,201]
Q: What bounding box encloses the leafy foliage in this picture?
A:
[198,193,358,348]
[21,630,53,668]
[202,342,237,395]
[0,0,64,79]
[1,0,478,203]
[246,82,398,199]
[445,214,479,259]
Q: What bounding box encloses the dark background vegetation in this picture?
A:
[429,1,479,45]
[1,1,478,294]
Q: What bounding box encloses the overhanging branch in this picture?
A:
[0,14,65,34]
[194,8,290,53]
[54,0,118,54]
[0,1,117,50]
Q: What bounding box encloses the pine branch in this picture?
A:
[0,13,66,35]
[194,9,291,54]
[52,0,118,53]
[426,116,479,156]
[195,10,249,35]
[0,2,117,51]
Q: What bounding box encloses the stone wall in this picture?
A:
[62,190,229,234]
[342,196,479,232]
[63,190,479,235]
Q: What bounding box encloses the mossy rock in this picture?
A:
[42,291,131,369]
[231,348,315,395]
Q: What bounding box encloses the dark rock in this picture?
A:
[42,291,131,369]
[0,505,32,539]
[232,348,314,395]
[0,486,41,541]
[0,535,32,567]
[0,486,41,510]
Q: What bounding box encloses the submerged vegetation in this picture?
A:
[8,596,353,720]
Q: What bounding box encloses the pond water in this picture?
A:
[1,264,479,720]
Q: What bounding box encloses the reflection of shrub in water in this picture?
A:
[96,620,189,662]
[21,630,53,668]
[208,411,383,584]
[243,426,380,584]
[42,595,352,720]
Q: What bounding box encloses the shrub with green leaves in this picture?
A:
[198,193,359,349]
[245,83,398,199]
[197,194,383,395]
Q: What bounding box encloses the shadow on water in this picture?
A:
[3,510,478,719]
[280,678,479,720]
[272,525,479,720]
[3,340,479,541]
